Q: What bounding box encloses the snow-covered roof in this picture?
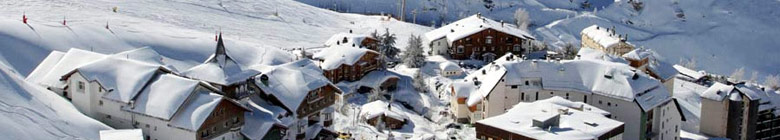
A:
[581,25,623,48]
[571,60,670,111]
[324,32,374,49]
[622,48,677,80]
[464,54,672,111]
[360,101,408,121]
[439,61,462,72]
[354,70,400,90]
[113,47,178,72]
[99,129,143,140]
[183,35,291,86]
[700,82,736,101]
[26,50,66,84]
[241,101,283,140]
[30,47,178,89]
[168,92,224,131]
[576,47,628,63]
[424,14,534,44]
[182,54,243,85]
[450,81,477,98]
[477,96,622,139]
[255,59,338,114]
[34,48,107,88]
[647,61,677,81]
[673,65,705,80]
[503,60,589,93]
[464,54,515,106]
[125,74,201,120]
[70,57,165,103]
[622,48,654,61]
[312,45,378,70]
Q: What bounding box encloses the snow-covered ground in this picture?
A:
[297,0,780,82]
[0,57,111,139]
[0,0,440,139]
[0,0,431,77]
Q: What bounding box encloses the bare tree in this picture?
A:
[730,67,745,82]
[514,8,530,31]
[678,58,697,70]
[750,71,759,83]
[765,74,780,90]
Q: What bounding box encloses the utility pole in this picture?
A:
[399,0,406,21]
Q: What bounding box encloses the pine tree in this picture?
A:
[730,67,745,82]
[402,35,425,68]
[372,28,400,68]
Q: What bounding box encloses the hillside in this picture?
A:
[296,0,780,81]
[0,0,431,76]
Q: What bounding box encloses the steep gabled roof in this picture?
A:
[424,14,534,44]
[182,34,288,85]
[125,74,201,120]
[254,59,339,115]
[312,45,379,70]
[324,33,375,49]
[66,57,166,103]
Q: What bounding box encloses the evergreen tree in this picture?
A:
[402,35,425,68]
[372,28,400,68]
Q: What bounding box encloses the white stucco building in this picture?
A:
[453,53,685,140]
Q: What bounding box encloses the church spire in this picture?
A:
[215,32,225,56]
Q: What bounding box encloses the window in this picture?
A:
[525,81,529,85]
[521,93,525,101]
[99,87,103,92]
[513,44,521,52]
[486,36,493,44]
[535,92,539,100]
[457,45,464,53]
[584,95,588,103]
[511,85,517,89]
[106,115,111,119]
[99,100,103,106]
[77,81,85,92]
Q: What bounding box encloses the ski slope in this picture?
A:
[297,0,780,81]
[0,0,431,77]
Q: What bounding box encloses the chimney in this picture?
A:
[532,113,560,130]
[259,74,269,86]
[500,20,504,27]
[596,26,599,30]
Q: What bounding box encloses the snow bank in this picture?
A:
[0,58,111,140]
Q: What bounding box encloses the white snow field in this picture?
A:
[0,0,431,77]
[0,59,112,139]
[0,0,435,139]
[296,0,780,81]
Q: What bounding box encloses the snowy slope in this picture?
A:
[0,0,431,76]
[297,0,780,81]
[0,58,111,139]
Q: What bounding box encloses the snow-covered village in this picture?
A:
[0,0,779,140]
